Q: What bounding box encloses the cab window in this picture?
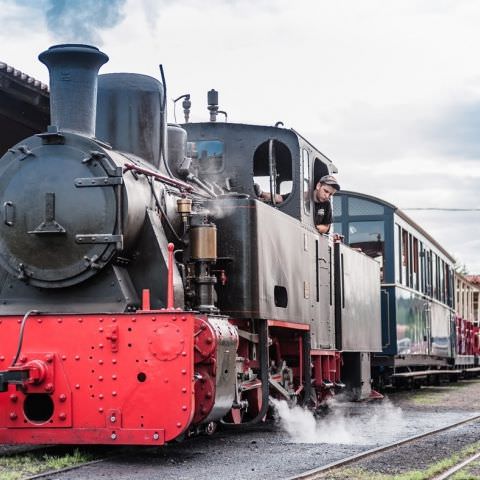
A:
[302,149,310,213]
[253,139,292,201]
[190,140,224,174]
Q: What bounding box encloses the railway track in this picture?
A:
[286,413,480,480]
[22,457,111,480]
[1,411,479,479]
[431,451,480,480]
[432,453,480,480]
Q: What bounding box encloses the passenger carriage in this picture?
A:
[332,191,477,387]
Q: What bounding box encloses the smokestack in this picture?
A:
[39,44,108,137]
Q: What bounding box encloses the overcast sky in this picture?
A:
[1,0,479,272]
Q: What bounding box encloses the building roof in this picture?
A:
[0,62,48,93]
[466,275,480,285]
[0,61,50,155]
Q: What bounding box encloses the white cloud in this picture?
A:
[0,0,479,270]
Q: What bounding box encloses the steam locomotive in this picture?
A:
[0,44,382,445]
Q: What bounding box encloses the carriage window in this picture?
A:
[401,229,409,287]
[436,256,441,301]
[412,237,419,291]
[333,196,342,216]
[190,140,224,174]
[408,233,413,288]
[395,224,401,284]
[348,197,384,216]
[348,220,385,279]
[440,260,446,304]
[473,281,479,321]
[440,259,444,302]
[333,222,343,235]
[253,139,293,201]
[447,264,453,307]
[419,242,425,294]
[432,253,438,299]
[426,250,433,297]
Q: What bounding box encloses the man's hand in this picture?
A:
[316,224,330,234]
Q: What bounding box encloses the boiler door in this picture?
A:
[0,135,118,288]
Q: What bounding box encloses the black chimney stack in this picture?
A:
[39,44,108,137]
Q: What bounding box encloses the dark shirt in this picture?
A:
[314,201,332,230]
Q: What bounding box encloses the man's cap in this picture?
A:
[319,175,340,191]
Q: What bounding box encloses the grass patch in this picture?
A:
[410,392,443,406]
[323,442,480,480]
[0,448,93,480]
[389,379,480,404]
[405,379,480,407]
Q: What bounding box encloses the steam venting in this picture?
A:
[39,44,109,137]
[45,0,127,46]
[272,398,406,445]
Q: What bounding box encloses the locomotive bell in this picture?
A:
[190,224,217,261]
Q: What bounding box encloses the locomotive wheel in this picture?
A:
[224,386,263,424]
[204,422,217,435]
[246,386,263,418]
[226,407,244,425]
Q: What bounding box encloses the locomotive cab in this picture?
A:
[181,121,339,327]
[181,121,338,230]
[182,121,382,403]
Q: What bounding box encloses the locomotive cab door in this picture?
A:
[311,234,334,350]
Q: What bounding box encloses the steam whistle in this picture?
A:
[208,89,218,122]
[207,89,227,122]
[173,94,191,123]
[182,95,191,123]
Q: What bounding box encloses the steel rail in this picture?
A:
[23,458,108,480]
[285,413,480,480]
[431,451,480,480]
[0,446,120,480]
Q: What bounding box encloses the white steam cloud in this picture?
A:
[271,397,406,445]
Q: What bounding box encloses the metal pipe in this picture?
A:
[268,139,277,206]
[123,162,193,192]
[166,243,175,309]
[158,65,172,177]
